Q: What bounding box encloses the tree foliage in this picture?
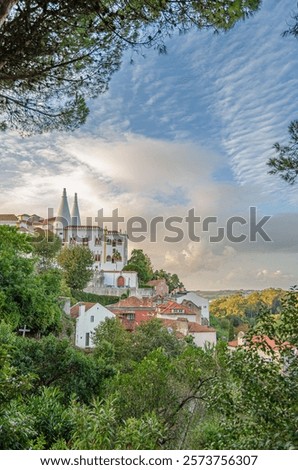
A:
[201,290,298,450]
[31,230,62,271]
[152,268,183,292]
[0,226,63,333]
[0,0,261,134]
[123,248,153,284]
[268,120,298,184]
[58,245,94,290]
[210,288,284,319]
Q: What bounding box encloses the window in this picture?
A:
[82,237,89,246]
[95,237,101,246]
[117,239,122,245]
[106,255,112,262]
[123,313,135,321]
[90,315,94,323]
[94,254,101,262]
[112,240,117,247]
[85,333,90,347]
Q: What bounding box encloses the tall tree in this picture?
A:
[123,248,153,285]
[58,245,94,290]
[0,226,63,333]
[0,1,261,134]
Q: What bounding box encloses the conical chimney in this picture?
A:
[71,193,81,226]
[56,188,71,227]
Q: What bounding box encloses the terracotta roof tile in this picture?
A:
[157,300,193,315]
[188,322,216,333]
[110,296,154,308]
[70,302,96,318]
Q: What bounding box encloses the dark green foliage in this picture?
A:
[93,317,133,372]
[71,289,119,306]
[0,1,261,134]
[12,335,106,403]
[123,249,154,284]
[132,318,185,361]
[26,387,73,448]
[0,226,63,333]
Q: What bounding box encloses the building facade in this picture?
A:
[70,302,115,348]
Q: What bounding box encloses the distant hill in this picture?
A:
[195,290,256,300]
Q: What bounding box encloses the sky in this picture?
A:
[1,0,298,291]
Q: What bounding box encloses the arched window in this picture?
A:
[106,255,112,262]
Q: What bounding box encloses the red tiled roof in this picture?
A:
[228,335,293,350]
[250,335,292,351]
[157,300,193,315]
[70,302,96,318]
[110,296,154,308]
[188,322,216,333]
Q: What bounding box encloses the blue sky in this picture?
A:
[1,0,298,290]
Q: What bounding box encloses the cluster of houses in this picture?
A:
[67,288,217,349]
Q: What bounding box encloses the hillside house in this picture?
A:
[161,318,217,348]
[70,302,115,348]
[107,296,156,331]
[175,292,210,324]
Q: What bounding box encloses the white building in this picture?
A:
[70,302,115,348]
[54,189,134,289]
[176,292,210,324]
[160,317,217,349]
[188,323,217,348]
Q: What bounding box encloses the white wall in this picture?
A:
[192,331,217,349]
[176,293,210,322]
[75,303,115,349]
[57,226,128,271]
[102,271,138,288]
